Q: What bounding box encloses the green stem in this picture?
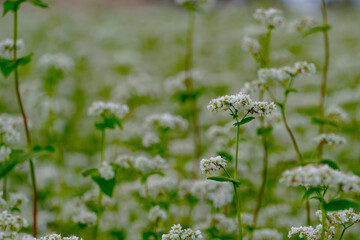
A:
[318,0,330,160]
[13,10,38,237]
[2,177,7,201]
[233,185,243,240]
[321,207,327,240]
[95,129,106,239]
[234,124,240,180]
[339,223,354,240]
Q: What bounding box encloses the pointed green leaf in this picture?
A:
[302,187,323,202]
[207,176,241,187]
[285,88,298,97]
[303,25,332,37]
[83,168,116,197]
[323,199,360,211]
[3,0,25,17]
[28,0,48,8]
[234,117,255,126]
[319,159,340,170]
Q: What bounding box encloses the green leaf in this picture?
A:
[207,176,241,187]
[140,171,164,184]
[95,114,123,131]
[304,25,332,37]
[2,0,25,17]
[0,150,51,178]
[234,117,255,126]
[319,159,340,170]
[275,102,284,111]
[285,88,298,97]
[28,0,48,8]
[311,117,338,128]
[323,199,360,211]
[0,53,33,78]
[217,151,232,162]
[302,187,323,202]
[32,145,55,152]
[83,168,116,198]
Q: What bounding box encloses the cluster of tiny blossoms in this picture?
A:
[0,39,24,54]
[252,228,283,240]
[253,8,284,28]
[165,69,203,93]
[39,53,74,72]
[99,162,115,180]
[145,113,188,131]
[0,146,11,162]
[288,224,335,240]
[116,154,168,173]
[87,101,129,119]
[38,234,82,240]
[207,92,276,117]
[315,209,360,225]
[0,114,23,144]
[0,210,28,232]
[148,205,167,222]
[242,36,261,55]
[314,133,346,148]
[291,16,317,32]
[200,156,227,176]
[258,61,316,82]
[162,224,203,240]
[280,164,360,192]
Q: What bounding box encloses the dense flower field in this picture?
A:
[1,0,360,239]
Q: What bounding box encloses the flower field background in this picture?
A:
[1,1,360,240]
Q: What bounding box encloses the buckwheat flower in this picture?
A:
[253,228,283,240]
[207,92,252,113]
[316,209,360,225]
[165,69,203,93]
[314,133,346,147]
[247,101,276,117]
[242,36,261,55]
[39,234,83,240]
[99,162,115,180]
[39,53,74,72]
[293,61,316,75]
[132,155,168,173]
[326,105,348,123]
[148,205,168,222]
[0,39,24,54]
[144,176,178,199]
[142,132,160,147]
[253,8,284,28]
[280,164,360,193]
[0,114,23,144]
[87,101,129,119]
[72,209,97,226]
[0,210,28,231]
[210,214,237,234]
[8,192,28,209]
[241,79,266,95]
[258,68,290,82]
[162,224,203,240]
[200,156,226,176]
[145,113,188,131]
[115,154,133,169]
[288,224,335,240]
[0,146,11,163]
[291,16,317,32]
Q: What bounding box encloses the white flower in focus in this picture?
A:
[315,209,360,225]
[0,39,24,54]
[314,133,346,148]
[162,224,203,240]
[207,92,252,113]
[99,162,115,180]
[288,224,335,240]
[0,146,11,162]
[145,113,188,131]
[148,205,167,222]
[247,101,276,118]
[253,8,284,28]
[200,156,227,176]
[87,101,129,119]
[0,210,28,232]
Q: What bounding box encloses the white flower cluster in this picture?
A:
[72,209,97,226]
[241,79,266,95]
[39,53,74,72]
[242,36,261,55]
[99,162,115,180]
[38,234,82,240]
[326,105,348,123]
[0,114,23,144]
[165,69,203,93]
[258,61,316,82]
[162,224,203,240]
[210,214,237,234]
[207,92,276,117]
[181,180,233,208]
[0,146,11,162]
[0,39,24,54]
[280,164,360,193]
[314,133,346,148]
[142,132,160,147]
[253,8,284,28]
[0,210,28,231]
[288,224,335,240]
[148,205,168,222]
[200,156,227,176]
[253,228,283,240]
[144,176,178,199]
[291,16,317,32]
[315,209,360,225]
[115,154,168,173]
[87,101,129,119]
[145,113,188,131]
